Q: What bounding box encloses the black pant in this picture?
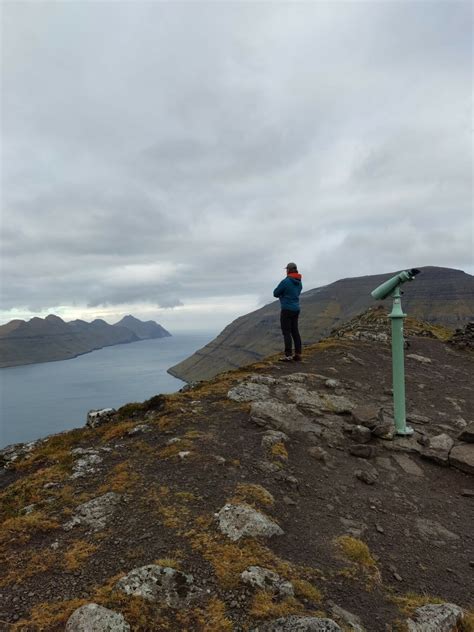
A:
[280,309,302,356]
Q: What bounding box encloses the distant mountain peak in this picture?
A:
[45,314,64,321]
[114,315,171,340]
[117,315,140,323]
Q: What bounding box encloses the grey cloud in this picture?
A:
[1,2,472,323]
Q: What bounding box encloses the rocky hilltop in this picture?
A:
[0,311,472,631]
[0,315,171,368]
[168,266,474,383]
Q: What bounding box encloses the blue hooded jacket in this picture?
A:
[273,274,303,312]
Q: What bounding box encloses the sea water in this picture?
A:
[0,332,215,448]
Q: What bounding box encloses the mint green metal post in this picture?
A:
[389,286,413,436]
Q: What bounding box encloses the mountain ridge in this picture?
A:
[0,315,171,368]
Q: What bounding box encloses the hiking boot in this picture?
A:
[279,356,293,362]
[293,354,302,361]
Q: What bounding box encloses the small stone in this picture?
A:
[461,489,474,497]
[349,445,376,459]
[351,404,382,428]
[328,601,365,632]
[308,447,329,462]
[406,413,431,425]
[458,422,474,442]
[178,451,191,459]
[325,379,340,389]
[372,421,395,440]
[351,425,372,444]
[376,524,385,534]
[127,424,151,436]
[283,496,297,506]
[406,354,432,364]
[340,518,367,538]
[261,431,289,452]
[393,572,403,582]
[355,466,378,485]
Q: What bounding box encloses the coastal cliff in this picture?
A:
[0,314,171,368]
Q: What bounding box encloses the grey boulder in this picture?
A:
[241,566,294,597]
[449,443,474,474]
[116,564,200,608]
[406,603,463,631]
[216,503,284,541]
[86,408,116,428]
[421,434,454,466]
[228,382,271,402]
[251,400,314,433]
[64,492,121,532]
[65,604,130,631]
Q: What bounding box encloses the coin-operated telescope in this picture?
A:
[371,269,421,436]
[371,269,421,300]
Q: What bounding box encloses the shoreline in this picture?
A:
[0,334,172,370]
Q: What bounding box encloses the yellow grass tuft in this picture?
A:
[458,611,474,632]
[334,535,381,587]
[64,540,98,571]
[0,464,69,519]
[392,592,449,615]
[99,420,137,442]
[97,461,140,494]
[11,598,89,631]
[231,483,275,508]
[249,590,302,619]
[188,526,320,592]
[271,442,288,461]
[10,429,88,472]
[292,578,322,603]
[154,557,182,569]
[158,439,194,459]
[176,596,233,631]
[0,547,59,587]
[0,512,59,546]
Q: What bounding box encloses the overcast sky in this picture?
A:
[1,1,472,331]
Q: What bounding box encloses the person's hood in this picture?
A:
[287,272,302,283]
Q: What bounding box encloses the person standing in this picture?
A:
[273,262,303,361]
